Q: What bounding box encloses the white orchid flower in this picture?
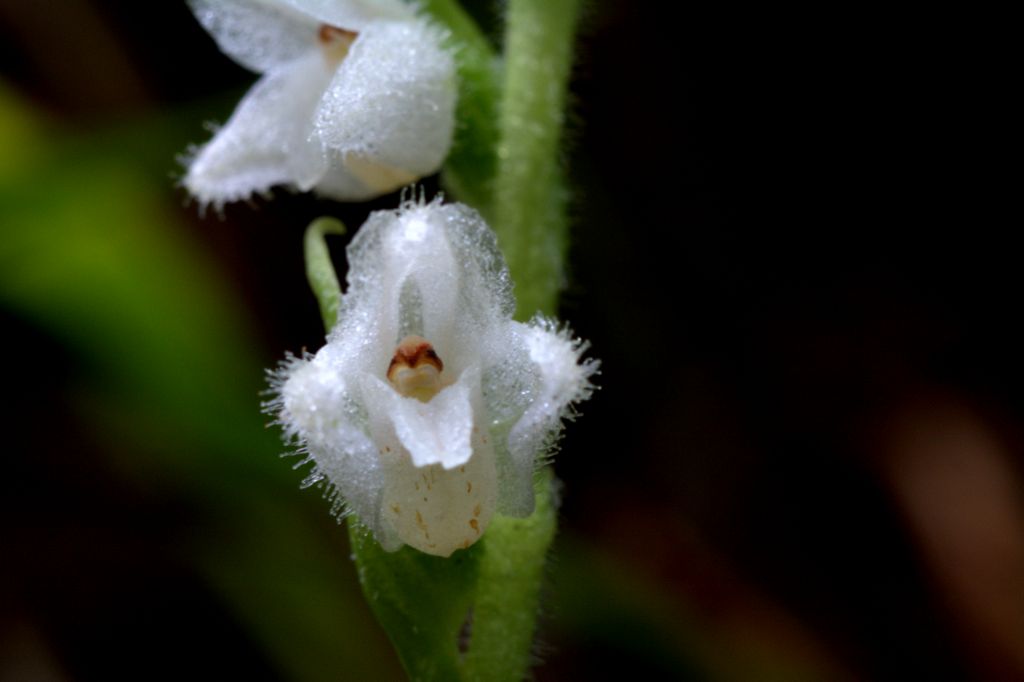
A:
[184,0,456,207]
[269,199,596,557]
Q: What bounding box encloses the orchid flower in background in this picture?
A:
[183,0,456,207]
[270,199,596,557]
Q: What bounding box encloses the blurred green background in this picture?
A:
[2,2,1021,681]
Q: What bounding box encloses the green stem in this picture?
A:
[461,472,558,682]
[421,0,503,216]
[303,217,346,331]
[493,0,582,318]
[419,0,494,55]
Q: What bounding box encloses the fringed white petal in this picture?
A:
[507,320,598,472]
[184,52,332,209]
[188,0,318,73]
[279,347,390,544]
[313,21,456,196]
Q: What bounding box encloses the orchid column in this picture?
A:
[182,1,587,680]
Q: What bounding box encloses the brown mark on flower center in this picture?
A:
[387,336,444,402]
[318,24,358,64]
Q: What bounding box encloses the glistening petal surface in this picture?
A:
[508,321,597,468]
[314,21,456,193]
[189,0,318,73]
[281,0,413,29]
[279,346,388,537]
[184,52,332,208]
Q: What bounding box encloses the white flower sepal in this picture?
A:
[184,0,456,207]
[270,199,596,557]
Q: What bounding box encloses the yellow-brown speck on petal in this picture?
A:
[317,24,357,64]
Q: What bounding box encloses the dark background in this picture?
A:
[1,2,1020,680]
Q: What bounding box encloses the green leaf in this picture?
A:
[349,472,558,682]
[348,520,480,682]
[0,83,400,682]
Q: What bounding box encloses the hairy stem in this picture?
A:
[461,472,558,682]
[493,0,582,318]
[422,0,502,215]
